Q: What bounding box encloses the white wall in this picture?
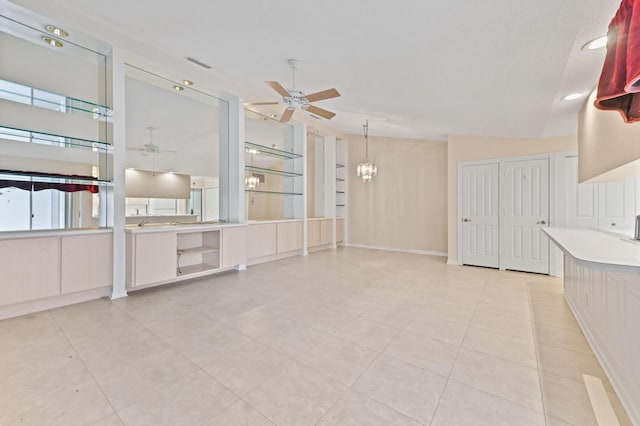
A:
[347,135,448,254]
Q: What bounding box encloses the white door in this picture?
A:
[503,158,549,274]
[598,177,637,231]
[565,156,598,229]
[461,163,500,268]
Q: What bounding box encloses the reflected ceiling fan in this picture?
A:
[248,59,341,123]
[127,127,176,156]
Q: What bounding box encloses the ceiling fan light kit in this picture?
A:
[247,59,341,123]
[356,120,377,182]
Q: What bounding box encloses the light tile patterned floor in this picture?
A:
[0,247,633,425]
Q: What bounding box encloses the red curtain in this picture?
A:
[0,170,100,193]
[595,0,640,122]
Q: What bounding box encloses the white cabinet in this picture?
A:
[308,220,321,247]
[222,226,247,268]
[61,233,112,294]
[132,232,177,287]
[320,219,333,245]
[0,237,60,305]
[277,221,303,253]
[0,231,113,318]
[248,223,277,259]
[598,177,637,231]
[127,225,248,290]
[336,218,345,243]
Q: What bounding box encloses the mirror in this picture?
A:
[244,109,300,221]
[124,64,228,225]
[0,12,110,232]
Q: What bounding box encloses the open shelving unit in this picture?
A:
[243,111,304,221]
[176,230,220,275]
[336,159,346,216]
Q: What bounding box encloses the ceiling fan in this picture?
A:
[127,127,176,156]
[248,59,341,123]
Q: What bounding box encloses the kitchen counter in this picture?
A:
[543,228,640,272]
[125,222,245,233]
[545,227,640,423]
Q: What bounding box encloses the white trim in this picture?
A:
[447,259,459,265]
[0,287,111,320]
[583,374,620,426]
[110,291,128,300]
[346,243,447,257]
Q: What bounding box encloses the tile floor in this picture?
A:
[0,247,633,425]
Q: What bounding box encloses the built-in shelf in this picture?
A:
[246,189,303,196]
[245,141,301,160]
[177,247,220,256]
[177,263,219,276]
[245,165,302,178]
[0,80,110,119]
[0,126,111,151]
[176,230,221,276]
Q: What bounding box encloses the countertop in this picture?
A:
[125,222,246,233]
[543,228,640,270]
[0,227,112,240]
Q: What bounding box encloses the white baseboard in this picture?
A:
[345,243,447,257]
[0,287,111,320]
[447,259,459,265]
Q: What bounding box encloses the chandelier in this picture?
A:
[245,151,260,190]
[356,119,377,182]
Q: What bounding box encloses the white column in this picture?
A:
[109,47,127,299]
[219,93,245,224]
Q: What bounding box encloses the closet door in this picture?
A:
[503,158,549,274]
[460,163,500,268]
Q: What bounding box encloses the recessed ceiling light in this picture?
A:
[42,37,63,47]
[563,93,583,101]
[582,35,607,51]
[270,114,277,119]
[45,25,68,37]
[182,80,193,86]
[173,85,184,91]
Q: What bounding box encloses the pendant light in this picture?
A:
[245,152,260,190]
[356,119,377,182]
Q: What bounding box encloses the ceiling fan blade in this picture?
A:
[266,81,291,98]
[280,108,295,123]
[246,102,281,106]
[305,104,336,120]
[304,88,341,103]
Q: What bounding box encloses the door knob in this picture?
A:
[537,220,546,225]
[463,218,471,222]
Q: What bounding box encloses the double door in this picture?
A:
[460,157,550,274]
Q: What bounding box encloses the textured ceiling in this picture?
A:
[10,0,622,140]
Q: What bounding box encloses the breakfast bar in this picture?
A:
[544,228,640,424]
